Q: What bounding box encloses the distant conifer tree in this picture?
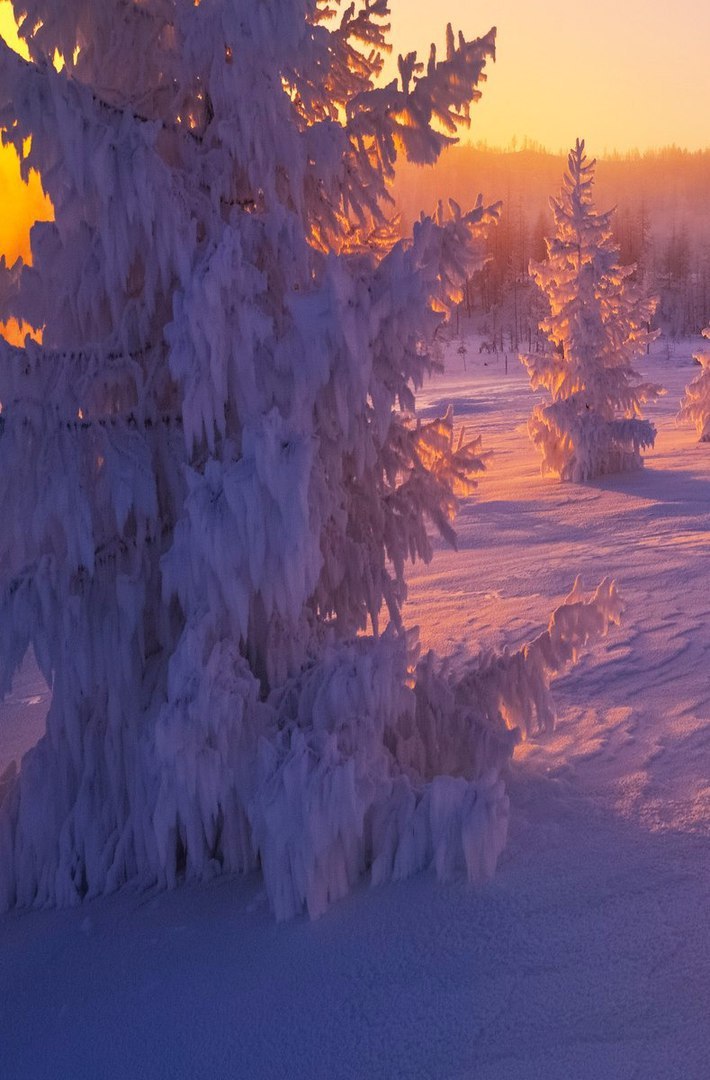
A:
[520,139,663,481]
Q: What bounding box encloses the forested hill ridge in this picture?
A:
[394,144,710,239]
[394,144,710,339]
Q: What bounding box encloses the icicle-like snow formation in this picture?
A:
[520,139,663,482]
[678,329,710,442]
[0,5,620,918]
[0,573,621,918]
[243,578,622,920]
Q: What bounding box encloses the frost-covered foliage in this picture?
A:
[231,577,622,919]
[678,329,710,442]
[520,139,663,482]
[0,5,618,918]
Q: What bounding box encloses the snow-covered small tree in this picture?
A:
[678,329,710,441]
[520,139,662,482]
[0,7,621,919]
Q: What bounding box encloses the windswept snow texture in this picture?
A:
[2,337,709,1079]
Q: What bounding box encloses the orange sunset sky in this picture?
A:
[387,0,710,154]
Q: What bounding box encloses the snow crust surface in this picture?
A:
[1,336,709,1079]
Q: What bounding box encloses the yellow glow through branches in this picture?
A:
[0,1,52,343]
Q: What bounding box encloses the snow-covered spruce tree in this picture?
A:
[0,6,620,919]
[678,329,710,441]
[520,139,662,482]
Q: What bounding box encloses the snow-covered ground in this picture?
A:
[2,334,709,1079]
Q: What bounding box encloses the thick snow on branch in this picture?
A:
[0,577,620,918]
[246,577,623,918]
[234,576,620,919]
[529,397,658,483]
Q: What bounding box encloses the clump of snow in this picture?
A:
[0,577,619,919]
[249,578,620,920]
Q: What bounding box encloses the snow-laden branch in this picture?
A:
[250,578,622,919]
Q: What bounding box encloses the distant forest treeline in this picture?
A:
[393,145,710,343]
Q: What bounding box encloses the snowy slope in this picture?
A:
[1,335,709,1079]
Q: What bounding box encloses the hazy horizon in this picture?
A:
[448,139,710,159]
[394,141,710,242]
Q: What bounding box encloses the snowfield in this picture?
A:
[2,333,709,1079]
